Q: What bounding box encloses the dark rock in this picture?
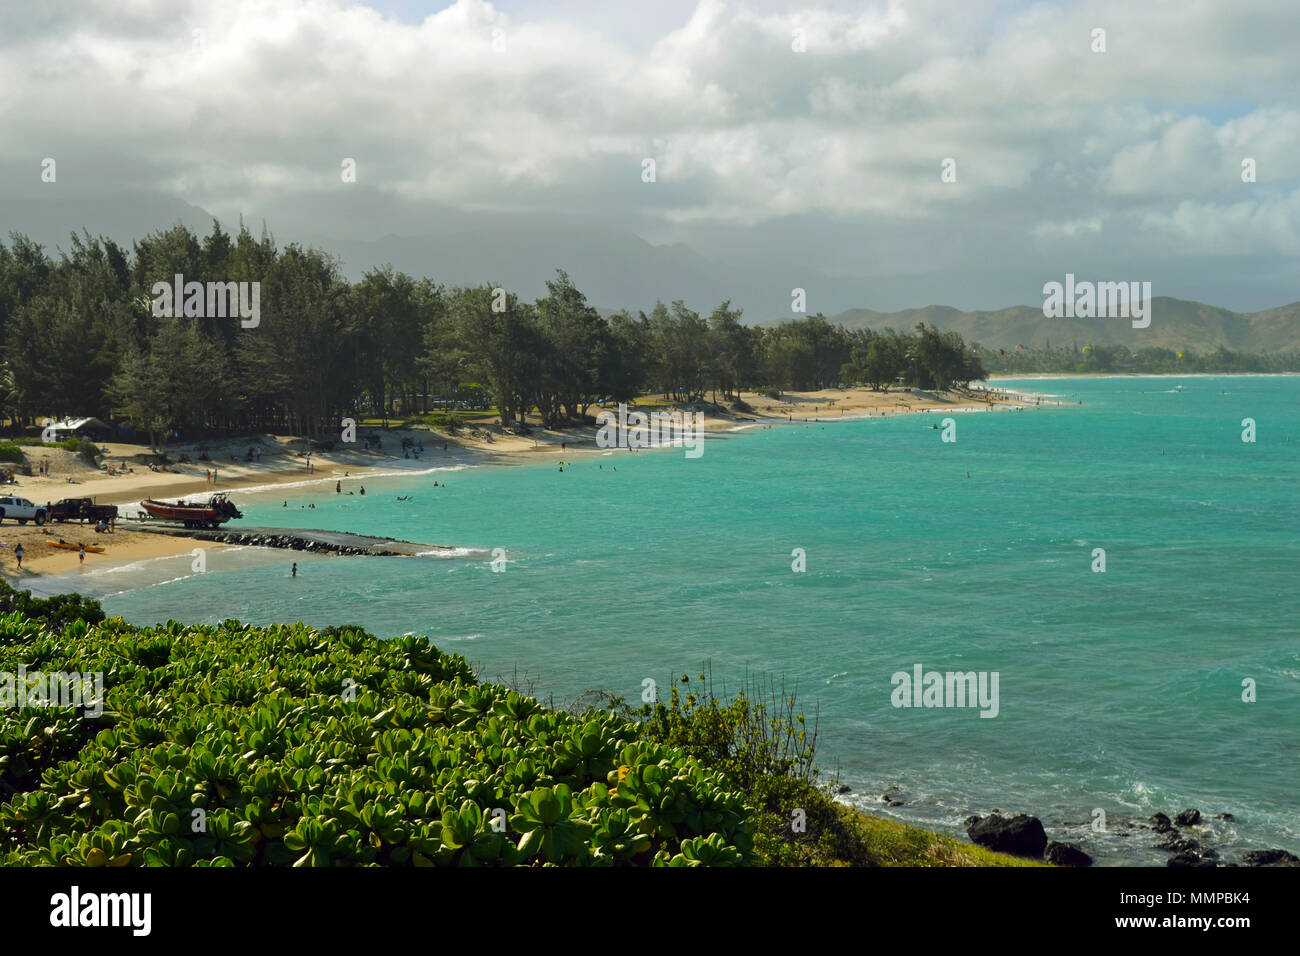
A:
[1175,809,1201,827]
[963,815,982,828]
[1216,813,1235,821]
[967,813,1048,858]
[1241,849,1300,867]
[1150,812,1173,832]
[836,784,852,795]
[1045,841,1092,867]
[1169,852,1217,868]
[1155,832,1200,854]
[887,799,905,807]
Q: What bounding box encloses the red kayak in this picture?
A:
[140,493,243,529]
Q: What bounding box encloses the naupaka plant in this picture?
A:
[0,583,755,867]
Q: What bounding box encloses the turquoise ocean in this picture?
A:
[43,376,1300,864]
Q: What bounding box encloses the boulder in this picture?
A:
[967,813,1048,858]
[1150,812,1174,832]
[1168,852,1217,868]
[1241,849,1300,867]
[1045,841,1092,867]
[1175,808,1201,827]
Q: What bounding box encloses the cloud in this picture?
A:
[0,0,1297,308]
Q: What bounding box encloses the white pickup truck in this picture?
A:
[0,495,48,525]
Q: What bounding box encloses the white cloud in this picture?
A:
[0,0,1297,304]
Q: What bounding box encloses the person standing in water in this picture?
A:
[291,563,297,578]
[336,481,341,493]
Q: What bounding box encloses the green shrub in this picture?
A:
[0,579,105,630]
[0,443,25,464]
[637,670,860,865]
[0,600,754,867]
[6,436,99,460]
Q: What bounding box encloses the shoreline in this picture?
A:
[2,384,1047,582]
[990,371,1300,379]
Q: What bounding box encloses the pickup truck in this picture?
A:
[0,496,48,526]
[48,497,119,524]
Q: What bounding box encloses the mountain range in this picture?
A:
[808,300,1300,354]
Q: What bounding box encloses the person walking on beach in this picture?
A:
[79,543,86,566]
[14,544,23,570]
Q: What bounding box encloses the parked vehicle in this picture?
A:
[48,497,119,524]
[0,496,48,526]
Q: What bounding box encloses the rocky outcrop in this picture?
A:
[1045,841,1092,867]
[967,813,1048,858]
[1241,849,1300,867]
[136,523,453,557]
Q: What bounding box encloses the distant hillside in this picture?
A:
[761,299,1300,354]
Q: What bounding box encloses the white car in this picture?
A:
[0,496,48,525]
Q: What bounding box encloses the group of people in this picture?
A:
[401,437,424,459]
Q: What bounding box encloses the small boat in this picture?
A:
[140,493,243,529]
[45,540,105,553]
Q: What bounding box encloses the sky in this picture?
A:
[0,0,1297,314]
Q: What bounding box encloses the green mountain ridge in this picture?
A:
[763,298,1300,354]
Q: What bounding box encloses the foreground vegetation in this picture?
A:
[0,581,1033,866]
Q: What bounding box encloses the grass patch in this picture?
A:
[829,805,1049,867]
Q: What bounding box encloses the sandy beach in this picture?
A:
[1,384,1042,582]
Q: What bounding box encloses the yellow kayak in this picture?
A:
[45,541,106,553]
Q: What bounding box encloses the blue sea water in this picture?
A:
[62,376,1300,864]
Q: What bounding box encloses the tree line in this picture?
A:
[975,342,1300,375]
[0,222,988,445]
